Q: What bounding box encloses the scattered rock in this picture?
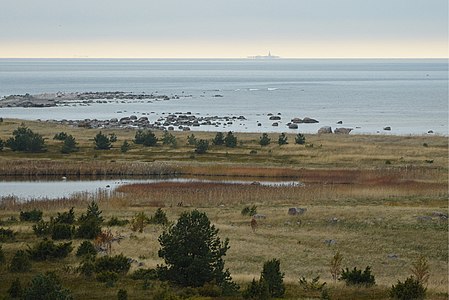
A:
[302,117,319,123]
[337,120,343,124]
[288,123,298,129]
[383,126,391,131]
[387,254,399,259]
[324,239,336,246]
[269,116,281,120]
[334,128,353,134]
[318,126,332,134]
[253,214,266,219]
[288,207,307,216]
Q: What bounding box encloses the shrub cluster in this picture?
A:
[9,250,32,272]
[134,129,158,147]
[20,209,43,222]
[27,239,73,261]
[149,208,168,226]
[0,227,15,242]
[6,125,46,152]
[241,205,257,216]
[76,241,97,258]
[340,266,375,287]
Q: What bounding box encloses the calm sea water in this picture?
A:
[0,59,447,135]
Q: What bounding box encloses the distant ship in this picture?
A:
[247,51,280,59]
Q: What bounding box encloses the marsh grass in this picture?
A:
[0,119,447,299]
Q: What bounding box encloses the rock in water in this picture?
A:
[318,126,332,134]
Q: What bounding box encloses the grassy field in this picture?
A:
[0,119,447,299]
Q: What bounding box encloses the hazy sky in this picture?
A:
[1,0,447,58]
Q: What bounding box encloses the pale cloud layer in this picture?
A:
[1,0,447,58]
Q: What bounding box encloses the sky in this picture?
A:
[0,0,447,58]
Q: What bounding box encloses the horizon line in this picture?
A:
[0,57,447,60]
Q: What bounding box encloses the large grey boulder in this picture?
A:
[334,128,353,134]
[318,126,332,134]
[302,117,319,123]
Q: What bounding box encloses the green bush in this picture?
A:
[54,207,76,225]
[197,283,222,297]
[390,276,426,300]
[195,139,209,154]
[134,129,158,146]
[0,138,4,151]
[27,239,73,261]
[158,210,237,291]
[224,131,237,148]
[0,227,15,242]
[76,241,97,257]
[8,277,23,298]
[187,134,197,146]
[6,125,46,152]
[78,256,96,277]
[95,254,131,274]
[53,132,68,141]
[149,208,168,225]
[130,212,149,233]
[340,266,376,287]
[241,205,257,216]
[51,224,74,240]
[94,131,113,150]
[33,220,52,237]
[9,250,31,272]
[106,217,129,227]
[259,133,271,146]
[212,132,224,146]
[295,133,306,145]
[76,201,103,239]
[261,258,285,298]
[242,278,270,300]
[298,276,327,291]
[20,209,43,222]
[278,133,288,145]
[61,135,78,154]
[22,272,72,300]
[120,140,131,153]
[162,131,177,147]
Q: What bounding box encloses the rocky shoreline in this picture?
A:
[0,91,181,108]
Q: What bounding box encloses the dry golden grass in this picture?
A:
[0,118,447,299]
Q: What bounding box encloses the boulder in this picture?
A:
[383,126,391,131]
[291,118,302,124]
[288,207,307,215]
[337,120,343,124]
[288,123,298,129]
[334,128,352,134]
[272,122,279,127]
[269,116,281,120]
[302,117,319,123]
[253,214,266,219]
[318,126,332,134]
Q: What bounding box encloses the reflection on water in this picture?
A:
[0,176,302,200]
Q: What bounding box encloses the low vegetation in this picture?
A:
[0,119,447,299]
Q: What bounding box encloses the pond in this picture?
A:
[0,176,302,200]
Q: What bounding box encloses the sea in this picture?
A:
[0,58,447,135]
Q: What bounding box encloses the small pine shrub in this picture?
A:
[96,271,119,284]
[187,134,197,146]
[117,289,128,300]
[130,212,149,233]
[78,256,96,277]
[106,217,129,227]
[8,277,23,298]
[261,258,285,298]
[120,140,131,153]
[390,276,426,300]
[76,241,97,257]
[242,278,270,300]
[299,276,327,291]
[241,205,257,216]
[51,223,74,240]
[22,272,72,299]
[95,254,131,274]
[53,132,68,141]
[27,239,73,261]
[54,207,75,224]
[20,209,43,222]
[295,133,306,145]
[411,255,430,286]
[195,139,209,154]
[278,133,288,145]
[76,217,102,239]
[259,133,271,146]
[149,208,168,225]
[32,220,52,237]
[212,132,224,146]
[224,131,237,148]
[0,227,15,242]
[9,250,31,272]
[340,266,375,287]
